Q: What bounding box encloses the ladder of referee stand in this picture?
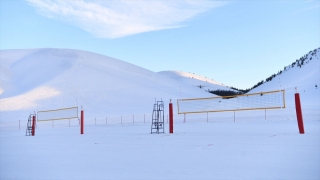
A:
[26,113,35,136]
[151,100,164,134]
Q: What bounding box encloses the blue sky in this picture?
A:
[1,0,319,89]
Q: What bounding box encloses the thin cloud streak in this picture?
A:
[26,0,229,38]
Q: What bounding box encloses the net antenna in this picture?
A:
[177,90,285,114]
[37,106,79,121]
[151,99,165,134]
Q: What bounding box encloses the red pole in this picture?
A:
[169,100,173,134]
[32,116,36,136]
[81,110,84,134]
[295,93,304,134]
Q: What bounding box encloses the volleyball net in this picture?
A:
[37,106,79,121]
[177,90,285,114]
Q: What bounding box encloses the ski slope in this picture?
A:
[0,48,319,180]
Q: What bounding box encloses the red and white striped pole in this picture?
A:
[295,89,304,134]
[32,115,36,136]
[80,110,84,134]
[169,99,173,134]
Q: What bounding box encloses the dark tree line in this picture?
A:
[208,89,243,96]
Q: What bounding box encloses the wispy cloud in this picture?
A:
[26,0,228,39]
[298,4,320,12]
[295,0,320,13]
[302,0,315,3]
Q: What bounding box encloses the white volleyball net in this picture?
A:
[37,106,79,121]
[177,90,285,114]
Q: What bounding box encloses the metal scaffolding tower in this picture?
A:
[151,100,164,134]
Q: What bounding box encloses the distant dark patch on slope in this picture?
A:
[208,89,243,97]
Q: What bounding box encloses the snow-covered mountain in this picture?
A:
[0,48,319,126]
[250,48,320,108]
[0,48,225,122]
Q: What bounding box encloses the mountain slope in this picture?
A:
[1,48,319,125]
[0,49,213,121]
[250,48,320,108]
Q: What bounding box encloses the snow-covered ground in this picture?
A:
[0,48,319,180]
[1,120,320,180]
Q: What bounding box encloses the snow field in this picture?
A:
[4,105,319,131]
[1,119,319,180]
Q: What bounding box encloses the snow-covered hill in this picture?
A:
[250,48,320,108]
[0,48,319,126]
[0,48,219,123]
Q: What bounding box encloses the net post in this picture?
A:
[169,99,174,134]
[294,93,304,134]
[265,109,266,120]
[80,110,84,134]
[32,116,36,136]
[207,112,208,122]
[36,111,38,129]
